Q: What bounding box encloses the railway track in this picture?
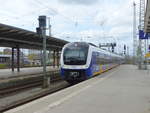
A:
[0,81,69,113]
[0,71,61,97]
[0,76,61,97]
[0,71,70,112]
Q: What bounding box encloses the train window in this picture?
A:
[63,47,89,65]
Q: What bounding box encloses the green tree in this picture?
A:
[28,54,37,60]
[0,51,3,54]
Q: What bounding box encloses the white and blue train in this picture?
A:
[60,42,124,83]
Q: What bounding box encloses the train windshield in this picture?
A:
[63,43,89,65]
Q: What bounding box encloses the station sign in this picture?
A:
[139,30,149,39]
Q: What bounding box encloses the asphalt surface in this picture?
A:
[5,65,150,113]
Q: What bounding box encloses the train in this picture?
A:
[60,42,124,83]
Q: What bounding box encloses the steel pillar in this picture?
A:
[42,29,47,87]
[57,50,59,67]
[38,16,50,88]
[53,50,56,68]
[17,46,20,72]
[11,47,15,72]
[133,2,137,64]
[138,0,146,69]
[48,50,51,66]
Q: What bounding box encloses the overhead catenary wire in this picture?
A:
[33,0,77,24]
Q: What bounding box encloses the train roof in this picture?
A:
[64,42,123,58]
[89,42,124,58]
[88,43,97,47]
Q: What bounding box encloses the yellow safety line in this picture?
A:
[93,64,119,76]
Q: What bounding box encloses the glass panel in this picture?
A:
[63,46,88,65]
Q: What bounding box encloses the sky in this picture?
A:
[0,0,140,55]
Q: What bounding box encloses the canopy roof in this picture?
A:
[0,23,68,50]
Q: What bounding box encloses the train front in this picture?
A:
[60,42,90,83]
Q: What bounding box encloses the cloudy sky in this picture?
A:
[0,0,140,54]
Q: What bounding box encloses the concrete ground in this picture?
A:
[5,65,150,113]
[0,66,59,79]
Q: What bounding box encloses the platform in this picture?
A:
[5,65,150,113]
[0,66,59,79]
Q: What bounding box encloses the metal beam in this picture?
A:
[17,46,20,72]
[53,50,56,68]
[57,50,59,67]
[0,37,62,49]
[11,47,15,72]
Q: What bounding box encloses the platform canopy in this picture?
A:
[0,23,68,50]
[144,0,150,33]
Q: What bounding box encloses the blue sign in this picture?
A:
[144,33,149,39]
[139,30,144,39]
[139,30,149,39]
